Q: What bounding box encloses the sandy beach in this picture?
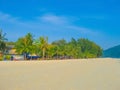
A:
[0,58,120,90]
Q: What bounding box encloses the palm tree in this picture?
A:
[39,36,48,59]
[46,44,56,59]
[15,33,34,59]
[52,39,67,58]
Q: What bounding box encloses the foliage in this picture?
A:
[14,33,102,59]
[51,38,102,59]
[46,44,57,59]
[4,55,11,60]
[52,39,67,57]
[15,33,34,54]
[77,38,102,58]
[0,56,3,61]
[38,36,48,59]
[15,33,34,60]
[0,30,7,53]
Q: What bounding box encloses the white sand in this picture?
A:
[0,58,120,90]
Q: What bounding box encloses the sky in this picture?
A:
[0,0,120,50]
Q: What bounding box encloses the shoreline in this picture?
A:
[1,58,120,61]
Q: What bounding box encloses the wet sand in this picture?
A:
[0,58,120,90]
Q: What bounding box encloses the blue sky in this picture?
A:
[0,0,120,49]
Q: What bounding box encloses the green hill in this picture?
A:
[103,45,120,58]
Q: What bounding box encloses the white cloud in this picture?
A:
[37,14,69,25]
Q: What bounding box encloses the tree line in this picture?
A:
[15,33,102,59]
[0,30,103,60]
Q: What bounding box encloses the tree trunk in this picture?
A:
[43,49,45,60]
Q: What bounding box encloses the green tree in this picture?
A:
[15,33,102,60]
[68,38,81,58]
[38,36,48,59]
[46,44,57,59]
[33,39,42,57]
[52,39,67,58]
[15,33,34,59]
[0,30,7,53]
[77,38,102,58]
